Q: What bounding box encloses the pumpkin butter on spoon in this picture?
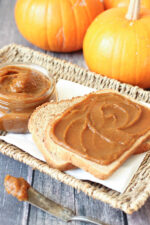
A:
[4,175,30,201]
[0,64,55,133]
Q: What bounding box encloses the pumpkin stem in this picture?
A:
[125,0,141,20]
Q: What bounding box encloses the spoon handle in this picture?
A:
[68,216,110,225]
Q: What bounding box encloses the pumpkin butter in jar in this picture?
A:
[0,64,56,133]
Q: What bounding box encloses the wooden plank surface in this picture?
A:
[28,171,125,225]
[0,0,149,225]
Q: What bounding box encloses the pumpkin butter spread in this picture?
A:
[0,65,53,133]
[4,175,30,201]
[51,92,150,165]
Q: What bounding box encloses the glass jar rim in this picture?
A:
[0,62,55,104]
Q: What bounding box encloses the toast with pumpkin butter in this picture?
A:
[45,90,150,179]
[28,92,150,171]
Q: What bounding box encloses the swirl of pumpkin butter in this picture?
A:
[51,93,150,165]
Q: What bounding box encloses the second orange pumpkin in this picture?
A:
[104,0,150,10]
[83,0,150,88]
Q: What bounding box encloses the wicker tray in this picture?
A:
[0,44,150,214]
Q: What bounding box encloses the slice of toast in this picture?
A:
[44,90,150,179]
[28,97,84,171]
[28,89,150,172]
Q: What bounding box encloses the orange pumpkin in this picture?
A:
[15,0,104,52]
[104,0,150,10]
[83,0,150,88]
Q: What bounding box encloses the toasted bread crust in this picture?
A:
[28,102,50,132]
[134,139,150,154]
[28,102,73,170]
[31,133,74,171]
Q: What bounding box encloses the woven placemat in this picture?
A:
[0,44,150,214]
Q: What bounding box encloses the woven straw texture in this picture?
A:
[0,44,150,214]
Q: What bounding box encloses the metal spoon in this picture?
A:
[27,187,110,225]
